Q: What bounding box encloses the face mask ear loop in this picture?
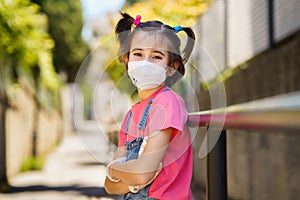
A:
[166,67,176,77]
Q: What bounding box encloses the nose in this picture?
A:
[145,58,151,62]
[144,54,151,61]
[143,50,152,61]
[144,57,153,63]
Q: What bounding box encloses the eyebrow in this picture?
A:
[153,50,165,56]
[130,48,166,57]
[131,48,143,52]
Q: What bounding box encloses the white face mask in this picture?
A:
[128,60,166,91]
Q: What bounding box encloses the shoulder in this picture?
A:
[151,87,188,118]
[154,87,185,107]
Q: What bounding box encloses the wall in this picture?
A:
[226,32,300,105]
[225,31,300,200]
[5,88,62,177]
[227,130,300,200]
[191,31,300,200]
[36,110,62,156]
[6,88,35,177]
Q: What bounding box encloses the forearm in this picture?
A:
[108,129,171,186]
[109,156,159,185]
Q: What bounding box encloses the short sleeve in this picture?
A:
[148,91,188,133]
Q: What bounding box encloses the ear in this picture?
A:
[172,61,180,71]
[167,61,180,76]
[123,55,129,70]
[123,54,129,64]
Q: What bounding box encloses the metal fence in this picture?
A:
[193,0,300,81]
[188,1,300,198]
[188,91,300,200]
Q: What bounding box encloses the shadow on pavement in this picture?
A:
[5,184,119,199]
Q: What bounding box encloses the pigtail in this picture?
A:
[115,12,134,44]
[181,27,195,64]
[115,12,135,63]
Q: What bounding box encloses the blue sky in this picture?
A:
[81,0,125,20]
[80,0,125,40]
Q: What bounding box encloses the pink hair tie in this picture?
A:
[133,15,141,26]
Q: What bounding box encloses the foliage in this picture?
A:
[201,62,248,90]
[0,0,61,110]
[123,0,212,27]
[32,0,89,82]
[124,0,148,7]
[97,34,136,97]
[21,156,44,172]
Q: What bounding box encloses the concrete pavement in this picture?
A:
[0,131,120,200]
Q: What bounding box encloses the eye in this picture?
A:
[133,52,143,57]
[153,55,163,60]
[151,51,165,61]
[152,54,164,60]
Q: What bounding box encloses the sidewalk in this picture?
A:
[0,132,120,200]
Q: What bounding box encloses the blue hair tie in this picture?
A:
[173,26,183,33]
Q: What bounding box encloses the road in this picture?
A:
[0,125,120,200]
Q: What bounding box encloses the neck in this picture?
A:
[138,86,164,101]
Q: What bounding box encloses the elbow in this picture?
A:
[104,180,113,194]
[104,178,116,195]
[104,187,113,195]
[105,188,115,195]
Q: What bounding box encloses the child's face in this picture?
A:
[128,30,170,68]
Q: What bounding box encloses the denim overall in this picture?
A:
[123,88,169,200]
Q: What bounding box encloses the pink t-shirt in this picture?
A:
[118,86,193,200]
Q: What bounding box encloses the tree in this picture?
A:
[124,0,212,26]
[124,0,147,7]
[0,0,60,187]
[32,0,89,82]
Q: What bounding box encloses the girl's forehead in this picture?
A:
[130,30,170,51]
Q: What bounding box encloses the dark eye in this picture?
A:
[133,52,142,57]
[153,55,163,60]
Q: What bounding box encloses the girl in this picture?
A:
[104,12,195,200]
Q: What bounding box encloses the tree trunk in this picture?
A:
[0,55,11,188]
[32,101,39,157]
[0,96,8,185]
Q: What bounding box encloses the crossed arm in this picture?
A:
[104,128,173,195]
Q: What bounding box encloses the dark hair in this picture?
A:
[115,12,195,86]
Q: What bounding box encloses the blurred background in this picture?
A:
[0,0,299,199]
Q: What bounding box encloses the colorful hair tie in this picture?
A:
[173,26,183,33]
[133,15,142,26]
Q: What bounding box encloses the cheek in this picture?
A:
[129,57,141,62]
[158,58,170,68]
[159,63,168,69]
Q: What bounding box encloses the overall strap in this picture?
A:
[125,87,170,134]
[162,87,170,92]
[138,88,170,130]
[138,98,154,130]
[126,111,132,134]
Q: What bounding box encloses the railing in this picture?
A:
[188,91,300,200]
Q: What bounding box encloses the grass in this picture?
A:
[21,156,45,172]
